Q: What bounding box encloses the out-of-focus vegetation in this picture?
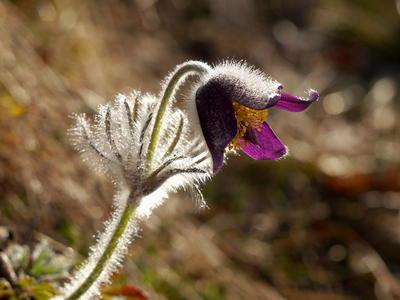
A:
[0,239,71,299]
[0,0,400,299]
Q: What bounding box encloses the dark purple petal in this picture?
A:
[274,90,319,112]
[240,122,287,160]
[201,77,282,110]
[242,126,260,146]
[196,82,238,173]
[204,143,225,174]
[265,85,283,108]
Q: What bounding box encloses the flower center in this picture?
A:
[227,102,268,151]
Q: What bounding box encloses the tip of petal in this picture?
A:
[309,90,319,101]
[275,89,318,112]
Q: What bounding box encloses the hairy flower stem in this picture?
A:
[146,61,211,171]
[65,199,137,300]
[62,61,213,300]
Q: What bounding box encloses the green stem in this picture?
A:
[145,62,211,172]
[66,202,136,300]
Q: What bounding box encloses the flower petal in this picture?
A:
[203,61,283,110]
[240,122,287,160]
[196,82,238,173]
[275,90,319,112]
[242,125,260,146]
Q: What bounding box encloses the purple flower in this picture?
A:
[194,61,318,173]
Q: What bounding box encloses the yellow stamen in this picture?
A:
[228,101,268,151]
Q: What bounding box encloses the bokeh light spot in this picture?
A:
[329,244,347,262]
[323,93,345,115]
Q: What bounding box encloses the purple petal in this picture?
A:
[240,122,287,160]
[274,90,319,112]
[201,77,283,110]
[196,81,238,173]
[243,125,260,146]
[265,85,283,108]
[207,145,225,174]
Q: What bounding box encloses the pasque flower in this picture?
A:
[192,61,318,173]
[60,59,318,299]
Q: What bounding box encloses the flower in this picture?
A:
[193,61,318,173]
[63,60,318,299]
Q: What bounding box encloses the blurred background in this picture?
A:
[1,0,400,299]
